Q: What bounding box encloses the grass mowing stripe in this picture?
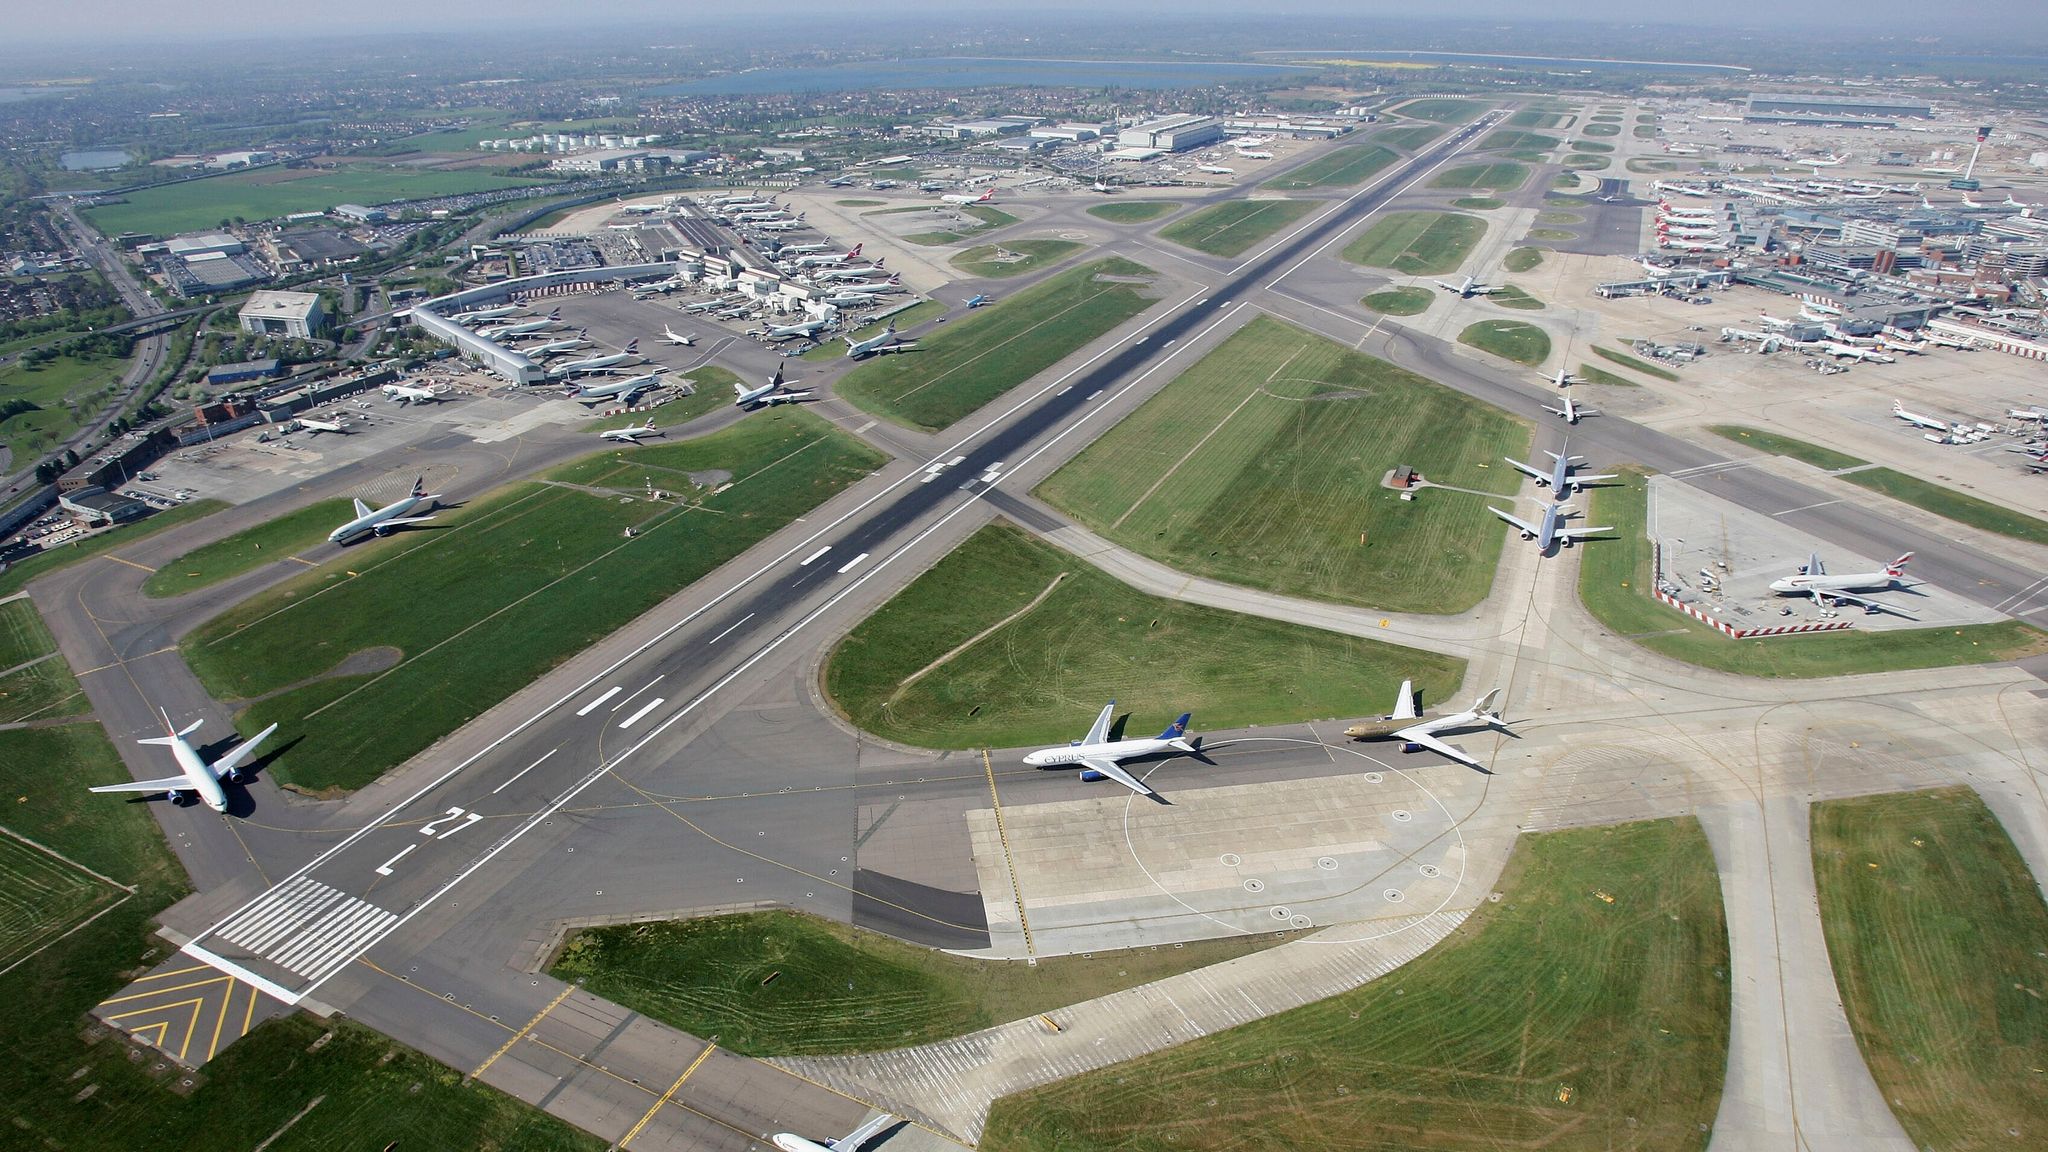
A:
[1036,314,1528,615]
[982,817,1731,1152]
[837,258,1156,432]
[185,412,888,793]
[1811,787,2048,1150]
[1578,468,2048,676]
[143,498,355,598]
[824,521,1464,750]
[1708,425,2048,547]
[1340,211,1486,277]
[1458,319,1551,365]
[1264,144,1396,190]
[1085,201,1177,224]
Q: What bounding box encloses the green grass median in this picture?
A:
[1161,200,1317,258]
[1341,212,1486,276]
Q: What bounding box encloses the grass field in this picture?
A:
[836,258,1156,432]
[1503,246,1544,272]
[1430,162,1528,191]
[142,498,353,598]
[550,910,1286,1057]
[1160,199,1317,258]
[951,238,1085,278]
[1035,315,1529,615]
[0,499,226,600]
[800,302,946,363]
[0,599,85,724]
[1264,145,1396,190]
[1583,122,1622,137]
[1373,124,1447,150]
[1709,426,2048,547]
[903,204,1020,246]
[1812,788,2048,1150]
[825,522,1465,749]
[1537,211,1582,224]
[983,817,1731,1152]
[1459,320,1551,365]
[1591,344,1680,381]
[1360,286,1434,316]
[1086,200,1177,224]
[1634,125,1661,139]
[1573,140,1616,153]
[1564,154,1611,171]
[1526,228,1575,241]
[1449,196,1504,210]
[1507,109,1570,129]
[1628,158,1683,174]
[0,723,602,1151]
[835,198,885,207]
[1578,470,2048,676]
[183,413,887,793]
[83,165,548,235]
[1394,98,1491,123]
[1479,129,1559,153]
[1490,285,1545,311]
[1577,363,1638,388]
[0,348,131,458]
[1340,212,1486,276]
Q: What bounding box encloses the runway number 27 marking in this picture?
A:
[420,807,483,840]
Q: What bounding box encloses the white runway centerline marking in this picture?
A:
[576,687,620,716]
[708,613,754,644]
[619,698,665,729]
[493,748,556,795]
[799,545,832,565]
[836,552,870,574]
[374,845,415,876]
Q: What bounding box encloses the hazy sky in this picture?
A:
[11,0,2048,50]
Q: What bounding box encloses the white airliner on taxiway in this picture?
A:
[600,418,664,444]
[733,367,814,409]
[89,710,278,813]
[1491,502,1611,554]
[1023,702,1197,799]
[661,325,697,346]
[295,416,350,435]
[772,1113,896,1152]
[1506,441,1615,497]
[1542,390,1598,424]
[383,382,445,405]
[329,477,439,544]
[1434,274,1502,297]
[1770,551,1917,616]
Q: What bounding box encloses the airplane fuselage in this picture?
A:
[168,737,230,812]
[329,494,427,544]
[1023,735,1178,769]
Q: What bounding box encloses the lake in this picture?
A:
[652,56,1316,96]
[60,149,132,171]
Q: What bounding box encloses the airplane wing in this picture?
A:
[374,515,437,530]
[212,722,280,778]
[1084,702,1115,746]
[826,1113,896,1150]
[1570,472,1618,487]
[1490,506,1541,536]
[762,392,815,406]
[1389,727,1484,771]
[1555,523,1614,541]
[351,498,373,518]
[1541,402,1565,416]
[1808,587,1918,619]
[1081,757,1156,798]
[1504,457,1546,482]
[90,775,194,795]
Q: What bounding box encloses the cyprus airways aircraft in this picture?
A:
[1023,702,1197,800]
[1343,682,1510,771]
[328,477,439,544]
[772,1114,896,1152]
[89,709,278,813]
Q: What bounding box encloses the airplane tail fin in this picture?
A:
[624,340,639,354]
[1886,552,1914,575]
[411,476,426,499]
[548,308,561,320]
[848,244,862,258]
[1158,713,1192,742]
[1474,689,1505,724]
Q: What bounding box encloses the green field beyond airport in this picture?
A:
[0,598,85,723]
[1160,199,1317,257]
[983,817,1731,1152]
[183,412,887,792]
[1812,788,2048,1150]
[549,910,1284,1058]
[1577,470,2048,676]
[1264,145,1396,190]
[83,164,550,236]
[836,258,1156,431]
[825,522,1463,750]
[1340,212,1486,276]
[1036,315,1528,614]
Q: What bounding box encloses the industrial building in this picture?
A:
[548,149,672,174]
[1117,115,1225,153]
[333,204,388,224]
[238,291,327,338]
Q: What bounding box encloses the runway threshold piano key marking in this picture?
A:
[210,876,398,986]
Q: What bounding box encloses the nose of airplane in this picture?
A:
[1022,750,1045,766]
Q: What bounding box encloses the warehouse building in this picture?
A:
[1117,114,1224,153]
[548,149,671,174]
[238,290,327,338]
